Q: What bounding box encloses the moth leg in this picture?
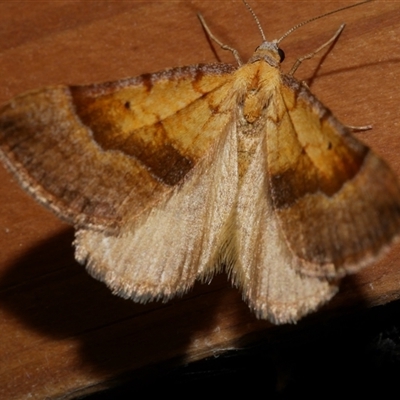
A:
[197,13,243,65]
[345,124,373,133]
[288,24,345,76]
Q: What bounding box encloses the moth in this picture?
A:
[0,1,399,324]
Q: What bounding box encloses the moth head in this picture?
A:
[244,0,369,70]
[248,40,284,67]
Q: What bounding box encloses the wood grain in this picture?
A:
[1,1,400,399]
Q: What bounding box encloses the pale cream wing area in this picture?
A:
[74,114,240,302]
[234,136,338,323]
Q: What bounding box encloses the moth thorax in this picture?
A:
[243,92,264,123]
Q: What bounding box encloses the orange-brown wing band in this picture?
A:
[268,75,400,276]
[0,63,235,231]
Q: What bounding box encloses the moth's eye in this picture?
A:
[278,48,285,62]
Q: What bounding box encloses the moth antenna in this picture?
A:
[242,0,266,41]
[276,0,372,44]
[197,13,243,65]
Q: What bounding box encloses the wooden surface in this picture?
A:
[1,1,400,399]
